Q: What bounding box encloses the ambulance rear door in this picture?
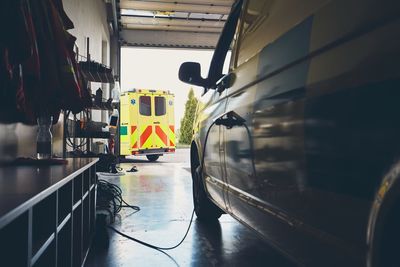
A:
[152,92,169,150]
[138,93,153,150]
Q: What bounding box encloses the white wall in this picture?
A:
[63,0,111,123]
[63,0,110,65]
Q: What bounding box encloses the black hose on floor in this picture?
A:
[107,118,222,254]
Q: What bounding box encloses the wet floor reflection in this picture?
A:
[86,161,296,267]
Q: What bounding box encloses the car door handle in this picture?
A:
[214,110,245,129]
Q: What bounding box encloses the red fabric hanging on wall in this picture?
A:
[0,0,92,125]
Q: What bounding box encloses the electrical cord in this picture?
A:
[97,179,140,219]
[65,110,88,150]
[106,114,245,252]
[98,175,193,259]
[107,209,195,251]
[106,120,219,253]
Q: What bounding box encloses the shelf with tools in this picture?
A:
[62,108,112,158]
[62,38,116,158]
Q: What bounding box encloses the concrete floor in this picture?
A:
[85,149,296,267]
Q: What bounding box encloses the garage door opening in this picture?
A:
[121,47,230,136]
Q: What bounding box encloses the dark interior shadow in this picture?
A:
[190,219,223,267]
[190,218,296,267]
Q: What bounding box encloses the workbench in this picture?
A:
[0,158,98,267]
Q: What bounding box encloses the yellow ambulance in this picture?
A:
[120,89,175,161]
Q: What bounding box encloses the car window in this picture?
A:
[236,0,326,67]
[155,96,166,116]
[236,0,268,66]
[139,96,151,116]
[206,0,243,89]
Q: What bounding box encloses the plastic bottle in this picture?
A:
[111,80,120,104]
[37,115,53,159]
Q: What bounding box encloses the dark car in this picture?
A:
[179,0,400,266]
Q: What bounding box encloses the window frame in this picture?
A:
[230,0,248,71]
[204,0,244,92]
[139,95,152,116]
[155,96,166,116]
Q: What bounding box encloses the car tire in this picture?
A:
[146,155,160,162]
[374,199,400,267]
[192,156,223,221]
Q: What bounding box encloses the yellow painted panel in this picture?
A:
[120,90,175,155]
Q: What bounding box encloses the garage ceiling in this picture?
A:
[118,0,235,49]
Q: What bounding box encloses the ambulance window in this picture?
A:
[139,96,151,116]
[155,96,166,116]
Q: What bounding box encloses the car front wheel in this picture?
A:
[192,158,223,221]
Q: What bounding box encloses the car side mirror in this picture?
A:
[179,62,207,88]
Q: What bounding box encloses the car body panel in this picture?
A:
[196,88,229,210]
[190,0,400,266]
